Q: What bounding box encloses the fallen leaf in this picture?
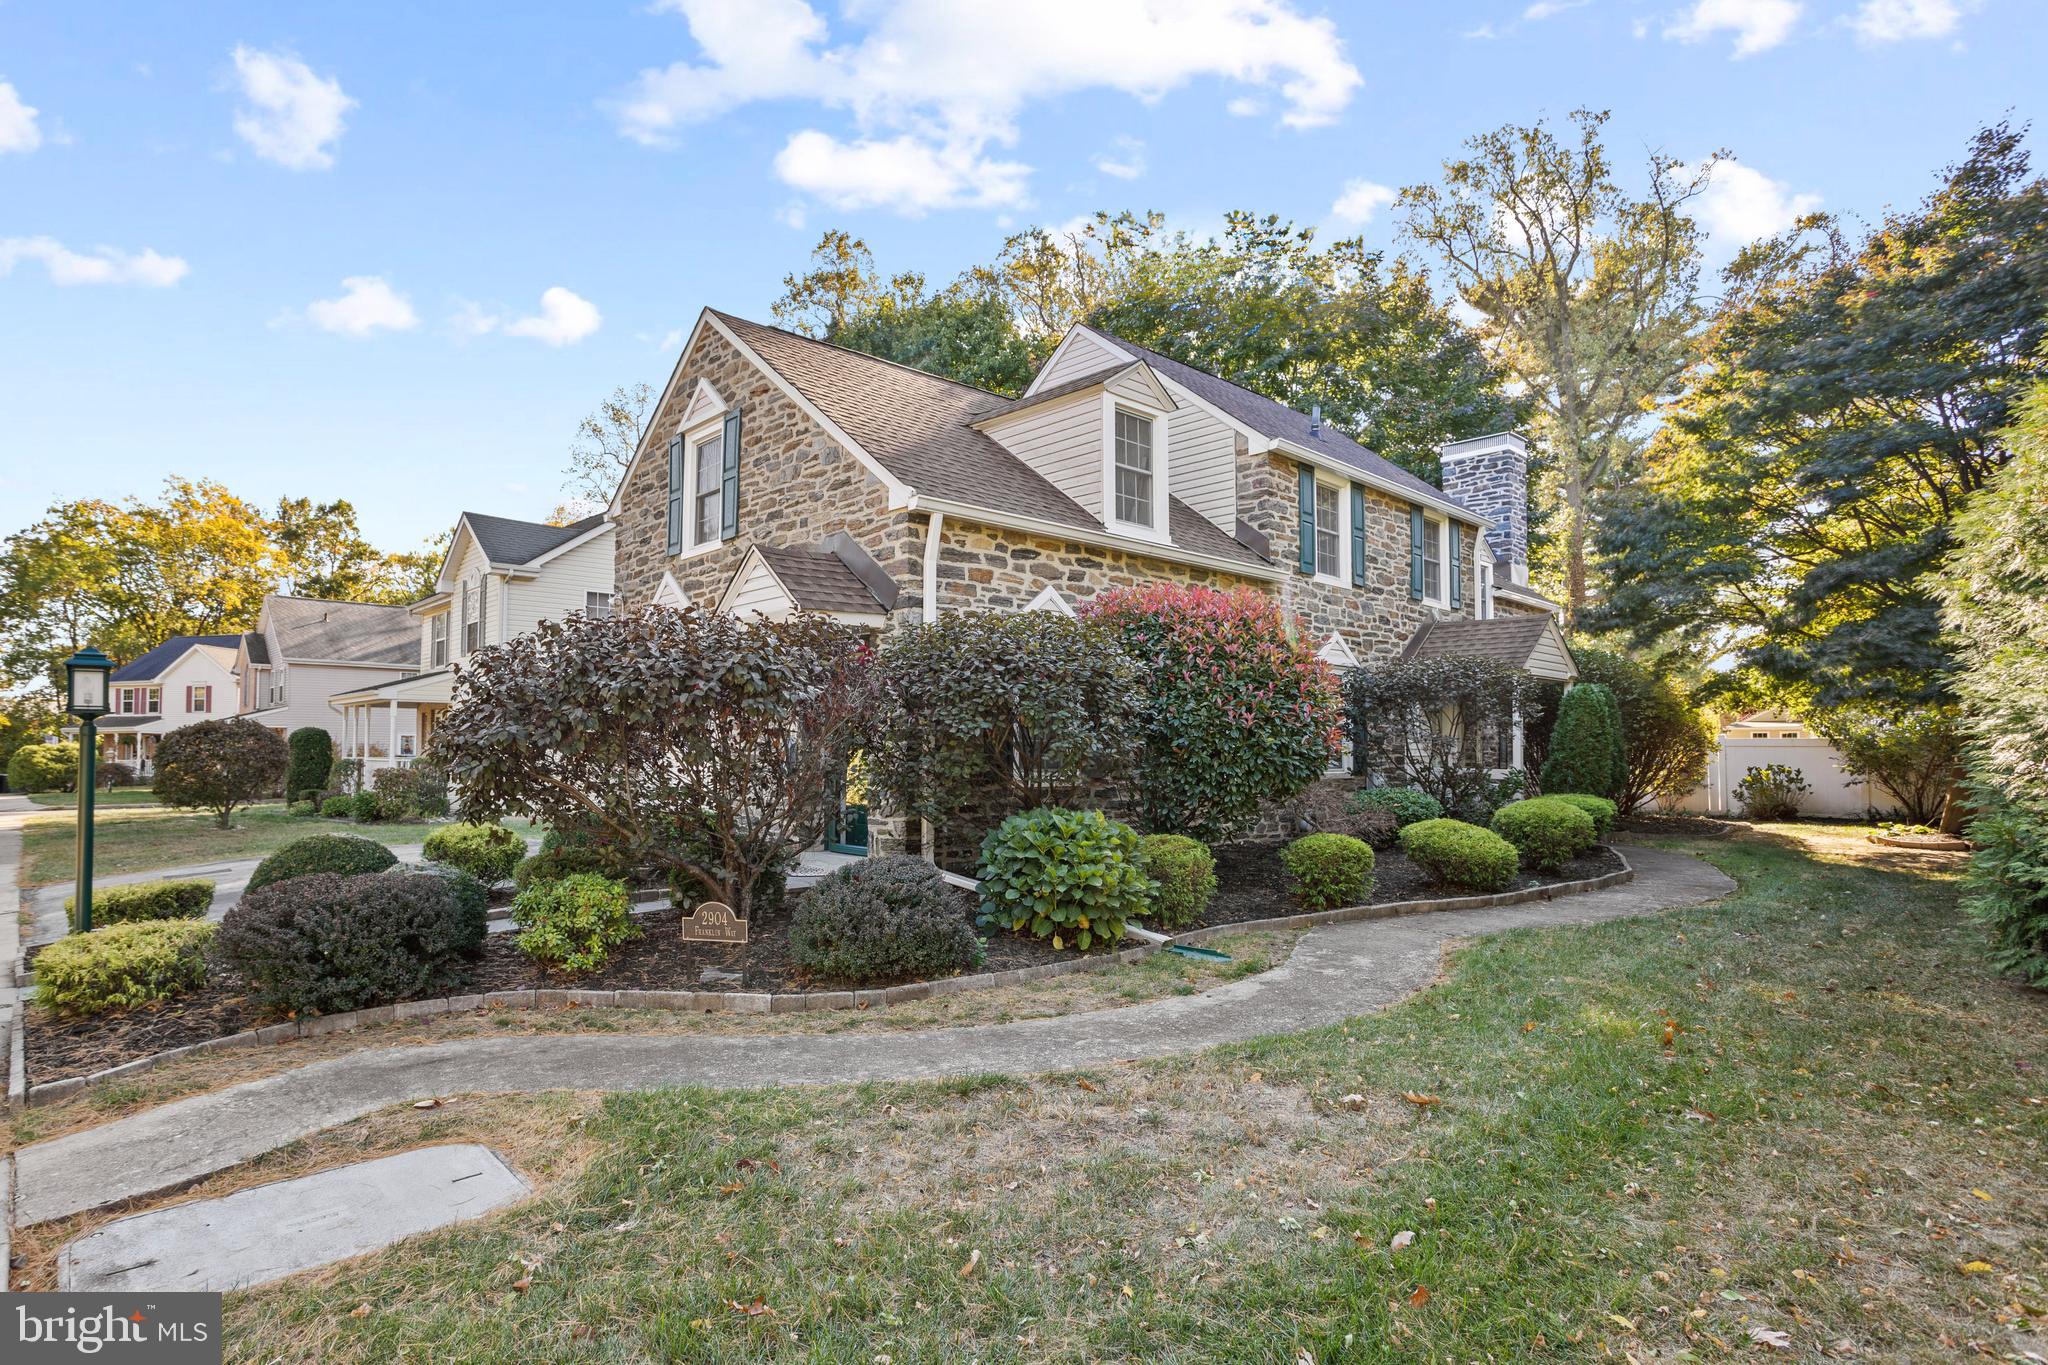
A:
[347,1304,371,1319]
[959,1249,981,1278]
[412,1098,442,1110]
[1408,1285,1432,1307]
[1077,1079,1099,1093]
[1748,1325,1792,1350]
[1247,1071,1262,1084]
[718,1182,746,1194]
[1338,1093,1369,1111]
[1522,1021,1537,1032]
[1390,1230,1416,1251]
[1401,1092,1440,1108]
[729,1297,774,1317]
[1606,1313,1636,1331]
[1968,1189,1992,1202]
[510,1276,532,1294]
[1957,1260,1996,1274]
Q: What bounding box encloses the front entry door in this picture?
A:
[825,752,869,855]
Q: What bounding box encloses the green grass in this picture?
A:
[220,825,2046,1361]
[25,789,167,808]
[20,804,539,884]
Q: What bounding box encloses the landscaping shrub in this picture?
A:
[9,742,76,794]
[1490,796,1597,871]
[516,846,617,891]
[370,764,448,821]
[1082,584,1342,843]
[64,878,213,931]
[246,832,398,892]
[1136,833,1217,928]
[1546,793,1617,840]
[320,795,354,818]
[1458,768,1532,826]
[1289,784,1397,849]
[1962,798,2048,987]
[34,919,215,1016]
[1566,647,1714,814]
[1351,786,1444,829]
[790,855,982,985]
[1399,818,1521,892]
[1281,833,1375,911]
[152,718,289,828]
[327,755,364,796]
[96,760,137,790]
[290,799,319,818]
[1810,703,1962,825]
[423,821,525,884]
[1734,763,1811,820]
[1539,682,1626,801]
[662,809,789,915]
[406,862,491,944]
[976,807,1152,950]
[509,873,637,974]
[286,727,334,805]
[350,790,381,822]
[1346,656,1533,815]
[217,870,485,1015]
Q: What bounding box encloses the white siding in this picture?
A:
[724,558,792,619]
[1526,629,1574,680]
[984,393,1105,518]
[1037,330,1130,389]
[261,662,418,751]
[1163,399,1238,530]
[504,527,616,638]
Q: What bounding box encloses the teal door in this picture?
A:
[825,752,870,855]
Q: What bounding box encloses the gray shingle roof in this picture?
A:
[265,596,418,665]
[1401,615,1553,667]
[756,546,887,615]
[110,635,243,683]
[463,512,606,566]
[240,631,270,666]
[972,362,1152,424]
[1091,330,1466,513]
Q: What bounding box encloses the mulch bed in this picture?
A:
[24,844,1628,1087]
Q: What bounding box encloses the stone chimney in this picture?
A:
[1438,431,1529,586]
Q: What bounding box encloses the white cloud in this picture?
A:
[304,276,418,336]
[1225,96,1264,117]
[615,0,1362,214]
[0,237,188,286]
[1849,0,1964,41]
[460,287,604,346]
[1523,0,1588,18]
[0,81,42,154]
[1686,161,1822,247]
[1094,135,1146,180]
[229,46,354,170]
[1328,178,1397,227]
[1665,0,1801,57]
[1464,22,1501,39]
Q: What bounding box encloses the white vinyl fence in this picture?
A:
[1661,732,1890,819]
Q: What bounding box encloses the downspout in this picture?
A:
[920,510,944,862]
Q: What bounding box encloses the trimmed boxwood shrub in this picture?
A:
[247,833,398,892]
[1490,797,1597,871]
[216,870,486,1016]
[34,919,215,1016]
[320,795,354,818]
[509,873,637,974]
[1546,793,1617,840]
[1351,786,1444,829]
[423,821,525,884]
[286,726,334,805]
[1399,818,1521,892]
[1281,833,1376,911]
[1136,833,1217,928]
[790,855,982,985]
[290,799,319,818]
[977,807,1152,950]
[515,845,627,891]
[406,862,491,943]
[9,742,76,794]
[64,878,213,931]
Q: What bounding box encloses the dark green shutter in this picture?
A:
[1408,506,1425,600]
[1296,465,1316,574]
[665,436,684,554]
[1349,484,1366,587]
[1450,526,1464,609]
[719,408,741,540]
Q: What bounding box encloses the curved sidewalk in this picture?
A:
[14,846,1733,1227]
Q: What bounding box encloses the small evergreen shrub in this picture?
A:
[423,821,526,883]
[405,862,491,944]
[1351,786,1444,829]
[977,807,1152,950]
[1281,833,1376,911]
[1539,683,1626,800]
[510,873,637,974]
[96,760,137,789]
[290,799,319,818]
[1399,818,1521,892]
[1136,833,1217,928]
[9,742,76,793]
[34,920,215,1015]
[370,765,446,821]
[217,870,485,1015]
[350,790,381,822]
[1964,800,2048,987]
[320,795,354,818]
[1546,793,1617,840]
[1734,764,1811,820]
[247,833,398,892]
[286,727,334,806]
[790,855,982,985]
[1490,797,1597,871]
[514,844,632,891]
[64,878,213,931]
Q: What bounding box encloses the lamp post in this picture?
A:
[63,647,113,933]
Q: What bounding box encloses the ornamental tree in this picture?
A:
[1809,703,1962,825]
[1082,583,1340,842]
[859,610,1143,833]
[152,718,290,828]
[285,726,334,802]
[1568,646,1714,814]
[1346,655,1532,816]
[430,606,864,920]
[1539,682,1626,801]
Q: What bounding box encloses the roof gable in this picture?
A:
[110,634,243,683]
[261,595,419,665]
[1400,614,1577,682]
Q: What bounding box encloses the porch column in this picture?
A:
[388,699,398,764]
[342,707,352,764]
[1511,701,1525,772]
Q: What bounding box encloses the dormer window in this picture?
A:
[1112,410,1155,527]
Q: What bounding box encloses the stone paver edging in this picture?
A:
[17,854,1637,1109]
[10,846,1731,1228]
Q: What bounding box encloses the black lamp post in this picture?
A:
[63,646,113,933]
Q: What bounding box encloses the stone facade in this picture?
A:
[918,517,1250,615]
[1439,435,1529,579]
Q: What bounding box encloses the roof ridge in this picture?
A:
[710,309,1012,403]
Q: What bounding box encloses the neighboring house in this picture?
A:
[234,595,422,764]
[86,634,242,775]
[608,309,1577,846]
[328,511,615,770]
[1663,709,1882,819]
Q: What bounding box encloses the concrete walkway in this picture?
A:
[12,846,1732,1227]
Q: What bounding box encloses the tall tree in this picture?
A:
[560,382,654,513]
[1598,124,2048,707]
[1400,109,1715,618]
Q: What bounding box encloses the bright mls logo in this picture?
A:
[9,1295,221,1363]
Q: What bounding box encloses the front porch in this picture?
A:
[330,669,453,776]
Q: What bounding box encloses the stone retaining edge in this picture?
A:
[14,852,1633,1110]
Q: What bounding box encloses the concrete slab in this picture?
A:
[56,1144,528,1293]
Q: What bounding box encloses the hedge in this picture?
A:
[247,833,398,892]
[34,920,215,1015]
[64,878,214,931]
[791,855,982,986]
[1399,818,1521,892]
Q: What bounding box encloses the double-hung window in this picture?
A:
[1477,560,1494,619]
[462,580,480,655]
[694,433,724,545]
[585,592,613,620]
[1421,516,1444,601]
[430,613,448,667]
[1314,483,1341,578]
[1112,410,1154,527]
[186,684,211,714]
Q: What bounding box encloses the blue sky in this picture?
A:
[2,0,2041,552]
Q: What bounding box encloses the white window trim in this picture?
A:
[1421,513,1450,608]
[1477,558,1494,620]
[674,412,729,560]
[1024,584,1077,616]
[1101,394,1171,544]
[1312,479,1348,587]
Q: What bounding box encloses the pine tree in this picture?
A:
[1540,683,1626,801]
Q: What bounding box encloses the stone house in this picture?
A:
[609,308,1576,843]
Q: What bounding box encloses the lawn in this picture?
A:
[19,804,539,884]
[25,789,167,809]
[213,824,2044,1362]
